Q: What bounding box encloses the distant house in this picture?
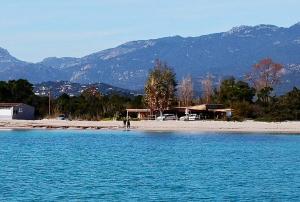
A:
[0,103,35,120]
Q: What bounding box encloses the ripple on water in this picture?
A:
[0,130,299,201]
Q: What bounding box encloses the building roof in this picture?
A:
[0,103,23,108]
[0,103,31,108]
[188,104,224,111]
[126,109,151,113]
[188,105,207,111]
[209,108,232,112]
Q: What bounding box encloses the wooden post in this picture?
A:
[48,90,51,117]
[126,110,129,129]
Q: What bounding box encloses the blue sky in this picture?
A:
[0,0,299,62]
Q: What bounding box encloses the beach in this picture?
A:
[0,119,299,133]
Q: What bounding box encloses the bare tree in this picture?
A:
[144,59,177,115]
[246,58,284,104]
[246,58,284,91]
[201,73,214,104]
[178,75,193,107]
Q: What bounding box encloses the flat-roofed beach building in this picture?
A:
[169,104,232,120]
[126,109,151,120]
[0,103,35,120]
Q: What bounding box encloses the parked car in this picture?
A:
[57,114,66,120]
[180,114,200,121]
[156,114,176,121]
[156,115,165,121]
[164,114,176,120]
[179,115,189,121]
[188,114,199,121]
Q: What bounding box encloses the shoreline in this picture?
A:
[0,119,299,134]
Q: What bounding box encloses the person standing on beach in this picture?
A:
[127,118,131,129]
[123,117,126,128]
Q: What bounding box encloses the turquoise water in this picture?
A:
[0,130,299,201]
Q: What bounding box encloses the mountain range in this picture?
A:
[1,22,300,92]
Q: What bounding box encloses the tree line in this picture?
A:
[144,58,300,121]
[0,58,299,121]
[0,80,143,120]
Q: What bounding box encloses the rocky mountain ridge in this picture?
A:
[1,23,300,91]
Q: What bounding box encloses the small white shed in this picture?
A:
[0,103,35,120]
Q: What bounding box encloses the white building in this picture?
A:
[0,103,35,120]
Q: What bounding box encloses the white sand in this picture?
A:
[0,119,299,134]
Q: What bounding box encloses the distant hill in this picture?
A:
[1,22,300,92]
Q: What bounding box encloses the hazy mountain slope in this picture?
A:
[0,48,61,82]
[1,23,300,91]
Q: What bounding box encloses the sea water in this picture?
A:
[0,130,299,201]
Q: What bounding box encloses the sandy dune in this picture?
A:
[0,119,299,134]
